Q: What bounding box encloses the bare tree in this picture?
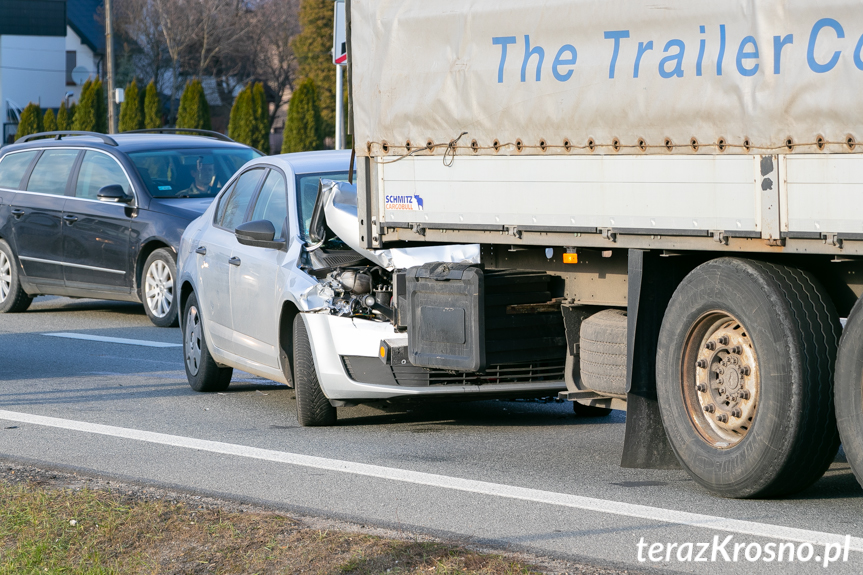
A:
[253,0,300,127]
[152,0,201,119]
[115,0,166,89]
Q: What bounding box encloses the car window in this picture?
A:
[26,149,80,195]
[75,151,131,200]
[218,168,264,231]
[295,171,350,238]
[0,151,39,190]
[129,148,261,199]
[250,171,288,239]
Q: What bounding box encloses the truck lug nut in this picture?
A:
[716,413,729,423]
[696,383,707,392]
[704,404,715,413]
[731,345,742,354]
[705,341,716,351]
[696,359,708,368]
[741,366,751,376]
[718,335,729,345]
[739,390,751,400]
[731,407,742,418]
[718,387,726,395]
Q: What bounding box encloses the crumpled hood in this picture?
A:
[147,197,214,220]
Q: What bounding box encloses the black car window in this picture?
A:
[250,171,288,239]
[128,148,261,199]
[0,150,39,190]
[75,151,131,200]
[26,149,80,195]
[218,168,264,231]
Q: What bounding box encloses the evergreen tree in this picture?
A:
[57,102,69,130]
[68,103,77,129]
[292,0,335,141]
[118,79,144,132]
[228,84,254,147]
[144,81,162,129]
[253,82,270,154]
[43,109,57,132]
[16,103,43,139]
[176,80,211,131]
[282,78,322,153]
[73,79,108,133]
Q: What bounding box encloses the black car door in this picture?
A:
[11,148,79,286]
[62,150,133,292]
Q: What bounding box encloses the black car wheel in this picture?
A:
[183,292,232,392]
[293,314,337,426]
[142,248,179,327]
[0,240,33,313]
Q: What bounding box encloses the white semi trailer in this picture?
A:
[341,0,863,498]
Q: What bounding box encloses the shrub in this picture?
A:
[42,109,57,133]
[176,79,211,131]
[73,78,108,133]
[228,84,254,146]
[16,103,43,139]
[281,78,322,153]
[57,102,69,130]
[252,82,270,154]
[144,81,162,129]
[118,79,144,132]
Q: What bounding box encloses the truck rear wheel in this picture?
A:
[656,258,840,498]
[835,295,863,489]
[293,314,337,427]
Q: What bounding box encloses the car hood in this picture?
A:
[147,197,214,220]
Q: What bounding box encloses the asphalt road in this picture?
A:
[2,296,862,574]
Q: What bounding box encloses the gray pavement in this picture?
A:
[1,296,862,574]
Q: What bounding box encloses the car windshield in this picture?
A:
[129,148,261,199]
[296,171,351,238]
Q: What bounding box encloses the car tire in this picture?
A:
[580,309,627,395]
[142,248,179,327]
[835,295,863,490]
[572,402,613,418]
[656,257,840,498]
[183,292,232,392]
[293,314,337,426]
[0,239,33,313]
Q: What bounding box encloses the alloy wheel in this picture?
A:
[145,259,174,318]
[0,251,11,303]
[185,305,202,376]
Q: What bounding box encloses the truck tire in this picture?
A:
[580,309,627,395]
[183,292,232,392]
[142,248,179,328]
[656,258,840,498]
[835,295,863,490]
[293,314,337,426]
[0,240,33,313]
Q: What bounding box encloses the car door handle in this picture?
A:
[228,256,241,267]
[195,246,207,255]
[10,209,24,218]
[63,214,78,224]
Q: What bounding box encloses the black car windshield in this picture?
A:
[296,171,351,239]
[129,148,261,199]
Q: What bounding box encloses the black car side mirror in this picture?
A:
[235,220,286,250]
[97,184,134,204]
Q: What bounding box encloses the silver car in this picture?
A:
[177,150,566,426]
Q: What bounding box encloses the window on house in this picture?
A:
[66,51,77,86]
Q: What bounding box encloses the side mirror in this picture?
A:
[97,184,133,204]
[235,220,286,250]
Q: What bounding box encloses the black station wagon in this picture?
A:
[0,130,261,326]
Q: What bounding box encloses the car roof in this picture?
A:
[252,150,354,176]
[1,133,257,156]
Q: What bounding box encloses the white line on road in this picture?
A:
[42,333,182,348]
[0,408,859,552]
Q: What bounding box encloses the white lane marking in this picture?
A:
[0,408,859,552]
[42,333,182,348]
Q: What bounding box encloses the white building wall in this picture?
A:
[0,35,65,143]
[65,25,98,102]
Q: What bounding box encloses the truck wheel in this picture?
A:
[142,248,179,327]
[835,296,863,489]
[580,309,627,395]
[293,314,337,426]
[0,240,32,313]
[656,258,840,498]
[183,292,232,392]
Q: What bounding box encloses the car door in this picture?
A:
[11,148,79,286]
[229,169,288,369]
[62,150,134,293]
[0,150,40,243]
[195,167,265,354]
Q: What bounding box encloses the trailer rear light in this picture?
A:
[563,253,578,264]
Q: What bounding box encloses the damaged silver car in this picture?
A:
[177,150,567,426]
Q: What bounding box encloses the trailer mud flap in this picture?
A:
[405,262,485,371]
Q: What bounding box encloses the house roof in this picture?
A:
[67,0,104,55]
[0,0,66,37]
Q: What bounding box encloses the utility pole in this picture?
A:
[105,0,117,134]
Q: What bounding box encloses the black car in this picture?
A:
[0,130,261,326]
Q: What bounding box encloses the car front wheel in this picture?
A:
[293,314,337,426]
[142,248,178,327]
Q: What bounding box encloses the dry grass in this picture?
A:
[0,481,538,574]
